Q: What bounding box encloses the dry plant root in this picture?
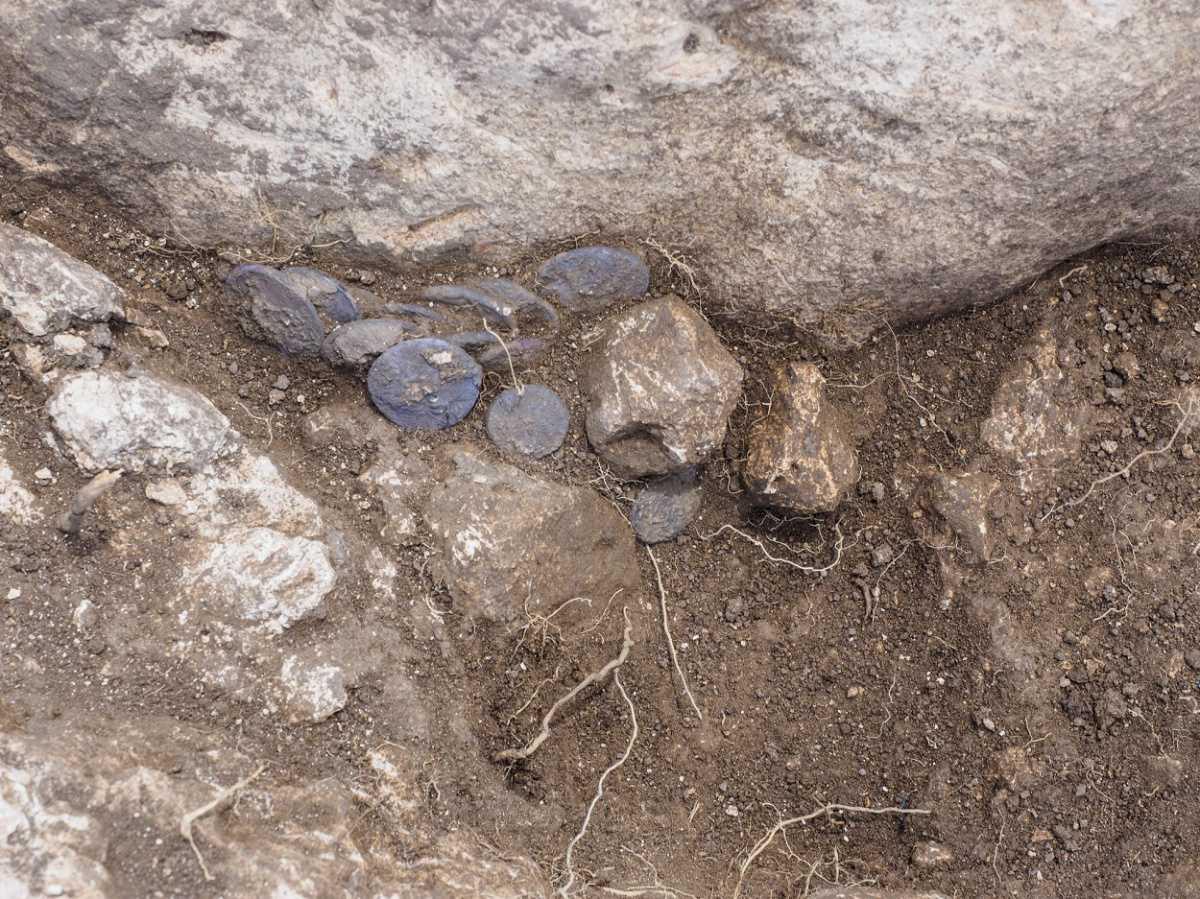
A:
[646,547,702,720]
[180,763,267,881]
[495,609,634,764]
[700,523,849,574]
[558,670,639,898]
[732,802,931,899]
[1042,396,1197,520]
[58,469,122,535]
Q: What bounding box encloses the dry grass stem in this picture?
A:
[180,763,267,881]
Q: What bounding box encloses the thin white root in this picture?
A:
[180,764,267,881]
[58,469,123,535]
[732,802,931,899]
[505,664,563,725]
[734,803,929,898]
[700,524,848,574]
[495,610,634,763]
[482,316,523,394]
[1043,398,1195,520]
[559,670,639,898]
[646,548,702,720]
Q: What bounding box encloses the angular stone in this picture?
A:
[144,478,187,506]
[367,338,482,430]
[925,471,1000,562]
[742,362,859,513]
[582,297,743,478]
[0,713,547,897]
[0,223,124,337]
[630,470,702,544]
[981,328,1089,492]
[359,449,432,546]
[322,318,418,368]
[226,264,325,356]
[280,654,347,724]
[537,246,649,313]
[0,448,40,526]
[280,266,359,323]
[485,385,569,458]
[911,841,955,870]
[423,446,641,628]
[182,526,336,634]
[49,370,233,473]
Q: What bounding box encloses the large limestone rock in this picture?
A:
[582,297,743,478]
[423,446,642,628]
[3,2,1198,333]
[743,361,859,513]
[49,370,235,473]
[0,224,124,337]
[0,713,548,898]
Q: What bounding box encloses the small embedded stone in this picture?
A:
[322,318,418,368]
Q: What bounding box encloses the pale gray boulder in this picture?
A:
[0,224,124,337]
[3,2,1199,334]
[48,370,234,473]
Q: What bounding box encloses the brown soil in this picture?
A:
[2,170,1199,898]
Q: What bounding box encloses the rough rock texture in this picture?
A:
[924,471,1000,562]
[48,370,234,473]
[582,297,743,478]
[4,3,1198,332]
[322,317,419,368]
[0,448,40,526]
[182,526,336,634]
[423,446,641,628]
[0,713,548,897]
[980,328,1089,492]
[0,223,124,337]
[743,361,859,513]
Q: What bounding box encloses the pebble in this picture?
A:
[273,375,290,391]
[535,246,650,313]
[226,264,325,356]
[34,468,53,484]
[367,338,482,429]
[485,385,569,457]
[323,318,420,368]
[471,278,558,325]
[145,479,187,506]
[1185,649,1200,671]
[268,389,286,406]
[630,470,703,543]
[6,588,20,600]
